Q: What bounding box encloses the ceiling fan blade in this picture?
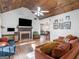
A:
[40,12,44,16]
[37,7,41,11]
[41,11,49,13]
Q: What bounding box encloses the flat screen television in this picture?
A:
[7,28,15,32]
[19,18,32,26]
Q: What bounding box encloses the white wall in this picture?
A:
[0,13,2,37]
[41,9,79,40]
[1,7,40,35]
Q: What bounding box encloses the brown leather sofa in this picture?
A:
[35,39,79,59]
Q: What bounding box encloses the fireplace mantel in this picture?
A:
[18,26,32,28]
[18,26,32,31]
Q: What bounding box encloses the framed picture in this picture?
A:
[53,16,71,29]
[53,19,59,29]
[64,21,71,29]
[66,16,70,20]
[53,24,59,29]
[59,23,64,29]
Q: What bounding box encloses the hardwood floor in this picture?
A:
[5,39,48,59]
[13,44,33,59]
[0,39,79,59]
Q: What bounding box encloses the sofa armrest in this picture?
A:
[60,43,79,59]
[35,48,55,59]
[69,39,79,48]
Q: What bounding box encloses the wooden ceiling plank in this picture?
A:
[0,0,6,12]
[0,0,79,19]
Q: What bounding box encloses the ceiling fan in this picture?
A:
[32,7,49,16]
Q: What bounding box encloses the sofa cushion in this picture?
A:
[51,43,70,58]
[40,42,59,55]
[66,35,78,41]
[1,37,8,42]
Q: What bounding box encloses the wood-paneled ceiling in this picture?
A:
[0,0,79,19]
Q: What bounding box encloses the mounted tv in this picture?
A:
[7,28,15,32]
[19,18,32,26]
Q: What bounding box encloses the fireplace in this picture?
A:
[18,26,32,41]
[20,31,31,41]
